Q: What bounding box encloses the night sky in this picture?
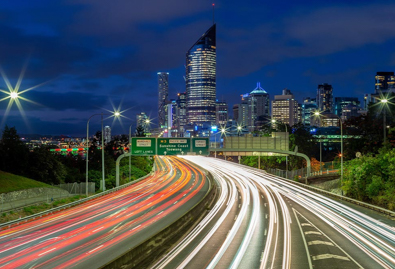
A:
[1,0,394,136]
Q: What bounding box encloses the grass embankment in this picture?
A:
[0,195,86,224]
[0,171,52,194]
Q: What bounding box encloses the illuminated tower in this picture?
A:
[158,72,169,128]
[186,24,216,126]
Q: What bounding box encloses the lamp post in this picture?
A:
[272,119,289,178]
[381,99,388,144]
[213,128,226,158]
[129,123,133,182]
[314,111,343,195]
[86,112,120,196]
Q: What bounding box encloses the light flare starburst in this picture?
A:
[0,63,45,128]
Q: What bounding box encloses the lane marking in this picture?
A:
[234,215,238,221]
[264,229,267,236]
[38,247,56,256]
[88,245,103,254]
[308,240,334,246]
[301,223,311,226]
[238,204,241,208]
[131,225,141,231]
[312,254,350,261]
[265,214,268,219]
[173,201,178,205]
[92,226,104,233]
[292,209,313,269]
[305,231,321,235]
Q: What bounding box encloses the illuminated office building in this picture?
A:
[375,71,395,94]
[272,89,300,127]
[158,72,169,128]
[186,24,216,126]
[317,83,333,113]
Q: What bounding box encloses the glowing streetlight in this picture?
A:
[381,98,388,144]
[10,92,18,99]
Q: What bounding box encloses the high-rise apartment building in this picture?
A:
[272,89,300,126]
[186,24,216,126]
[375,71,395,94]
[158,72,169,128]
[104,126,111,144]
[175,92,187,136]
[233,103,249,128]
[136,112,150,133]
[317,83,333,113]
[334,97,360,117]
[215,101,228,126]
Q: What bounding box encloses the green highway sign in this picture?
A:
[131,138,156,156]
[157,138,190,155]
[192,138,209,156]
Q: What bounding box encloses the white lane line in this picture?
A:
[92,226,104,233]
[261,195,264,199]
[301,223,311,226]
[234,215,238,221]
[264,229,267,236]
[265,214,268,219]
[305,231,322,235]
[238,204,241,208]
[264,203,267,207]
[174,201,178,205]
[38,247,56,256]
[312,254,350,261]
[88,245,104,254]
[157,211,164,215]
[131,224,141,231]
[308,241,334,246]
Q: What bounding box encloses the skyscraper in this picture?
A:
[317,83,333,113]
[301,97,317,126]
[158,72,169,128]
[215,100,228,126]
[186,24,216,126]
[272,89,300,126]
[175,92,187,136]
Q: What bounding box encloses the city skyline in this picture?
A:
[0,0,394,135]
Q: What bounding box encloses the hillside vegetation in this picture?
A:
[0,171,52,194]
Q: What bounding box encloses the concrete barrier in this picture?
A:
[101,172,218,269]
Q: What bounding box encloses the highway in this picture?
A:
[0,156,210,269]
[153,156,395,269]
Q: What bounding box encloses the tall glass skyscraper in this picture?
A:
[158,72,169,128]
[186,24,216,126]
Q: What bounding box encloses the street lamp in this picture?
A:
[271,119,289,177]
[314,111,343,195]
[86,111,120,196]
[10,92,18,99]
[381,98,388,144]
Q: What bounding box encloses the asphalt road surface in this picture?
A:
[152,156,395,269]
[0,156,209,269]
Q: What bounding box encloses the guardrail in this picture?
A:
[0,171,155,230]
[270,172,395,218]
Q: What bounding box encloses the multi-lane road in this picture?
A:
[1,155,395,269]
[0,156,209,269]
[153,156,395,269]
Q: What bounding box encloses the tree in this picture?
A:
[0,125,29,175]
[28,147,66,184]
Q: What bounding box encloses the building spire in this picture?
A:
[212,3,215,24]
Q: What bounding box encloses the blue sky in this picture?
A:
[0,0,394,136]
